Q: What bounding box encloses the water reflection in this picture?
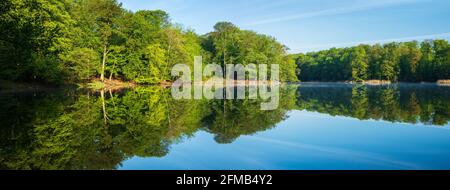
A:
[296,83,450,125]
[0,83,449,169]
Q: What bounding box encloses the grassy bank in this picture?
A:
[82,79,136,91]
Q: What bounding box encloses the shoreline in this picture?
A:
[83,79,136,91]
[2,79,450,93]
[0,80,66,93]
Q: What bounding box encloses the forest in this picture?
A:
[294,40,450,82]
[1,0,449,86]
[0,0,297,85]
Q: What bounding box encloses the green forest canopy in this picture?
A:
[0,0,297,84]
[1,0,449,85]
[293,40,450,82]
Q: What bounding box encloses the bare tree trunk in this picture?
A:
[101,45,108,82]
[223,40,226,117]
[164,93,172,129]
[101,90,107,125]
[109,89,116,108]
[109,62,116,81]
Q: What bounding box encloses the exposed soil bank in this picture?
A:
[437,80,450,86]
[84,79,136,91]
[346,80,392,85]
[172,80,281,87]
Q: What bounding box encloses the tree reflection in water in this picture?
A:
[0,84,449,169]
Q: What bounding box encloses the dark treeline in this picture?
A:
[0,0,297,85]
[294,40,450,82]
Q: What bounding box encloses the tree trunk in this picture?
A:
[101,90,107,125]
[109,89,116,108]
[101,45,108,82]
[164,93,172,129]
[109,61,116,81]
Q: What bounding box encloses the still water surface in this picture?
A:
[1,83,450,169]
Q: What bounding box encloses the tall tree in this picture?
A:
[350,46,369,82]
[83,0,124,81]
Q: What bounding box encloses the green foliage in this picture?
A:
[202,22,298,82]
[281,56,299,81]
[350,46,369,81]
[0,0,74,83]
[0,0,300,84]
[124,44,167,84]
[86,81,105,89]
[29,54,66,84]
[63,48,100,81]
[295,40,450,82]
[9,0,448,84]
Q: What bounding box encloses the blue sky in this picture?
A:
[118,0,450,53]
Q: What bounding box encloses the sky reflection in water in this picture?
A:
[1,83,450,170]
[121,110,450,170]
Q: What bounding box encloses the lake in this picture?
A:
[1,83,450,170]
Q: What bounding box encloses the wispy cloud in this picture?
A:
[245,0,424,26]
[245,135,423,169]
[292,32,450,52]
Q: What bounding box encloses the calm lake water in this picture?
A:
[1,83,450,170]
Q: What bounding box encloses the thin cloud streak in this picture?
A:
[245,136,423,169]
[291,32,450,53]
[245,0,423,26]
